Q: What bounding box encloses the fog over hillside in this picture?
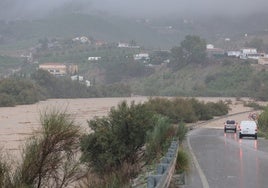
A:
[1,0,268,20]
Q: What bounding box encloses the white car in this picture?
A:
[239,120,258,139]
[224,120,237,133]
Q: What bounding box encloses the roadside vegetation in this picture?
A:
[145,97,229,123]
[0,97,228,187]
[0,109,84,188]
[257,107,268,138]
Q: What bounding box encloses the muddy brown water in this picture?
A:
[0,97,258,159]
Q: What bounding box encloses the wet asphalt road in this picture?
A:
[187,127,268,188]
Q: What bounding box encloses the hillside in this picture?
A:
[1,11,268,52]
[1,11,268,101]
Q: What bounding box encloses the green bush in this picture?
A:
[258,107,268,133]
[0,110,83,188]
[145,115,174,164]
[145,97,229,124]
[80,101,156,175]
[175,149,189,174]
[12,110,82,188]
[206,100,229,116]
[0,78,45,106]
[0,93,15,107]
[244,101,264,110]
[0,151,12,188]
[176,123,188,142]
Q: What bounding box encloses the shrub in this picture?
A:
[80,101,156,175]
[171,98,197,123]
[175,149,189,174]
[258,107,268,133]
[176,122,188,143]
[189,98,212,120]
[11,110,83,188]
[0,150,12,188]
[0,78,45,106]
[0,93,15,107]
[145,115,174,164]
[145,97,229,124]
[244,101,264,110]
[206,100,229,116]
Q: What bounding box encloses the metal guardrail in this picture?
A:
[147,140,179,188]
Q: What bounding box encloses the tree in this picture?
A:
[80,101,156,175]
[12,110,83,188]
[170,35,207,68]
[0,77,45,106]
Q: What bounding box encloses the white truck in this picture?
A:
[239,120,258,139]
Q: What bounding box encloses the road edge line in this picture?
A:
[187,135,210,188]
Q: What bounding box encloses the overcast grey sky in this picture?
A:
[1,0,268,20]
[91,0,268,17]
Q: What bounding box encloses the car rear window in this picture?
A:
[227,120,235,124]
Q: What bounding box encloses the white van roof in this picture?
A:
[240,120,257,126]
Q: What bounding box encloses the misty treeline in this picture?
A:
[0,97,228,187]
[0,69,131,107]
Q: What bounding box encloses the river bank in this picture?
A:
[0,97,264,158]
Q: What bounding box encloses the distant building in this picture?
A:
[39,63,78,76]
[80,36,89,43]
[247,53,265,60]
[134,53,150,61]
[71,75,83,81]
[206,44,214,49]
[85,80,91,87]
[206,48,225,57]
[72,36,90,44]
[241,48,257,55]
[118,42,130,48]
[239,48,261,60]
[88,57,101,61]
[39,63,67,76]
[227,51,241,58]
[258,57,268,65]
[118,42,140,49]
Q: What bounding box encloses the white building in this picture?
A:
[227,51,241,57]
[85,80,91,87]
[206,44,214,49]
[71,75,83,81]
[88,57,101,61]
[80,36,89,43]
[133,53,150,61]
[118,42,130,48]
[72,36,90,44]
[239,48,258,60]
[241,48,257,55]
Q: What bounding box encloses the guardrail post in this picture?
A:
[161,157,172,163]
[147,175,162,188]
[147,140,180,188]
[157,163,169,174]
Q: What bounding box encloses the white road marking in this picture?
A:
[187,135,210,188]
